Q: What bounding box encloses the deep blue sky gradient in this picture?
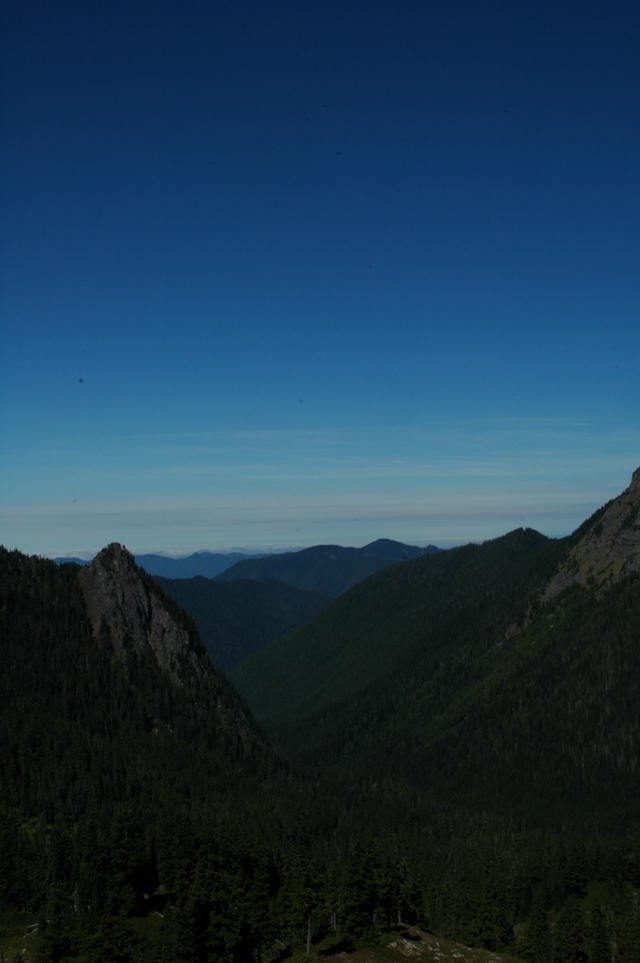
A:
[2,0,639,555]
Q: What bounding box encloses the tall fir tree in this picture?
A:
[553,896,587,963]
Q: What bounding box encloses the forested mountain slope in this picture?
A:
[230,470,640,824]
[154,574,330,669]
[216,538,439,597]
[1,544,279,823]
[0,546,295,956]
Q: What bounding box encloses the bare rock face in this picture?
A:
[544,467,640,600]
[78,543,208,687]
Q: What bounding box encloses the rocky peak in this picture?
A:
[78,542,208,687]
[544,467,640,600]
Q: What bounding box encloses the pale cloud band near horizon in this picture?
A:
[2,418,638,556]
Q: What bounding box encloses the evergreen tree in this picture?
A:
[399,864,423,927]
[340,841,383,941]
[81,913,145,963]
[528,889,552,963]
[587,903,610,963]
[153,901,194,963]
[553,896,587,963]
[514,924,537,963]
[617,904,640,962]
[465,887,511,952]
[279,852,323,955]
[37,888,75,963]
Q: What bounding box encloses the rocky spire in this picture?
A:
[78,542,208,687]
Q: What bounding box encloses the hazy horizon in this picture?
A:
[45,538,445,562]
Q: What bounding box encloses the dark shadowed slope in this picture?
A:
[153,574,330,669]
[134,550,268,578]
[230,528,561,771]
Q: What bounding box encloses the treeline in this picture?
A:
[4,794,640,961]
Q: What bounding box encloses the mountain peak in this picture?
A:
[78,542,209,687]
[543,467,640,599]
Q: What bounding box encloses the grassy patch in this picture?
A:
[0,910,41,963]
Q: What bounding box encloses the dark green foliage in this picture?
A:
[80,914,148,963]
[103,808,157,917]
[617,897,640,962]
[276,850,326,954]
[340,841,384,941]
[587,903,610,963]
[526,889,552,962]
[465,886,511,951]
[37,888,75,963]
[154,575,329,669]
[552,896,587,962]
[514,926,537,962]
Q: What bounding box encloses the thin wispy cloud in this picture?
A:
[2,417,637,555]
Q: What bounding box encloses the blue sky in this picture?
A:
[2,0,639,557]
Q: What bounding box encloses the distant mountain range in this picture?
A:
[215,538,440,596]
[52,540,439,587]
[53,555,92,566]
[53,549,267,577]
[134,550,273,578]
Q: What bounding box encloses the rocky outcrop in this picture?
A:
[76,543,273,757]
[78,542,208,687]
[543,467,640,600]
